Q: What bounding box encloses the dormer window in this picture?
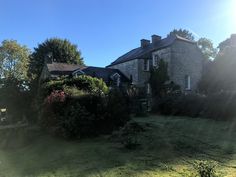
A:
[143,59,149,71]
[111,73,121,87]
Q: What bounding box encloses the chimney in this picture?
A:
[152,35,161,45]
[141,39,150,48]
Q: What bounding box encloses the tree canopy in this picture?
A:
[168,28,195,41]
[0,40,30,80]
[29,38,84,80]
[197,38,217,60]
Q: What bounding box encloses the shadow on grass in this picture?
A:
[1,115,236,177]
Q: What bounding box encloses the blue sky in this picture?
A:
[0,0,235,67]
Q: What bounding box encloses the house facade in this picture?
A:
[107,34,204,93]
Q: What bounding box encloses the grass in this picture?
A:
[0,115,236,177]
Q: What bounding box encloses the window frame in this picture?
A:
[185,75,191,90]
[143,59,150,71]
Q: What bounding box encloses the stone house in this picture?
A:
[40,62,130,87]
[107,34,204,93]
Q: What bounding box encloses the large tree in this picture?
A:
[29,38,84,80]
[168,28,195,41]
[0,40,30,80]
[0,40,31,121]
[199,46,236,93]
[197,38,217,60]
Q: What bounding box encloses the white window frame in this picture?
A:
[185,75,191,90]
[153,55,159,67]
[143,59,149,71]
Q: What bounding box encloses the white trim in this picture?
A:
[72,69,85,77]
[185,75,191,90]
[143,59,149,71]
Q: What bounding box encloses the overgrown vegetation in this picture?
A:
[40,75,130,139]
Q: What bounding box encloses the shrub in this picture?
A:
[58,103,96,139]
[41,75,109,97]
[193,160,218,177]
[103,89,130,133]
[118,121,144,149]
[41,89,130,139]
[152,92,236,120]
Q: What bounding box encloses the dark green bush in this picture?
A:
[152,92,236,120]
[41,89,130,139]
[58,103,96,139]
[41,75,108,97]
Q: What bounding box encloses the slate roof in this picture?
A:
[108,35,196,66]
[82,66,130,83]
[47,62,84,75]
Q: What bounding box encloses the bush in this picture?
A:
[152,92,236,120]
[117,121,144,149]
[193,160,218,177]
[41,75,108,97]
[58,103,96,139]
[41,89,130,139]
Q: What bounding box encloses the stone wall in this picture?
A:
[170,40,203,92]
[108,59,139,85]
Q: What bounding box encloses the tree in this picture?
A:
[28,38,84,80]
[199,46,236,93]
[0,40,31,122]
[197,38,217,60]
[149,59,169,97]
[168,28,195,41]
[218,34,236,52]
[0,40,30,80]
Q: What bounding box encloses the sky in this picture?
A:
[0,0,235,67]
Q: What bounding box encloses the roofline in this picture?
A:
[107,35,197,67]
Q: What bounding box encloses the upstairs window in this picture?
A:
[143,59,149,71]
[185,75,191,90]
[153,55,159,67]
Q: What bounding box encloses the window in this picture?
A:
[111,73,121,87]
[143,59,149,71]
[185,75,191,90]
[153,55,159,67]
[147,83,151,94]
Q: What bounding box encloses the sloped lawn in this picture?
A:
[0,115,236,177]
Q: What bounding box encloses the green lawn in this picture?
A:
[0,115,236,177]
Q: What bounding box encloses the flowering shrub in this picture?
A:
[45,90,66,104]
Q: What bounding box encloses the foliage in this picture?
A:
[0,77,31,122]
[149,59,169,97]
[194,160,218,177]
[197,38,217,61]
[199,46,236,93]
[118,121,144,149]
[167,28,195,41]
[153,92,236,120]
[28,38,84,81]
[41,88,130,139]
[0,40,30,80]
[41,75,108,97]
[45,90,66,104]
[58,103,96,139]
[218,34,236,52]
